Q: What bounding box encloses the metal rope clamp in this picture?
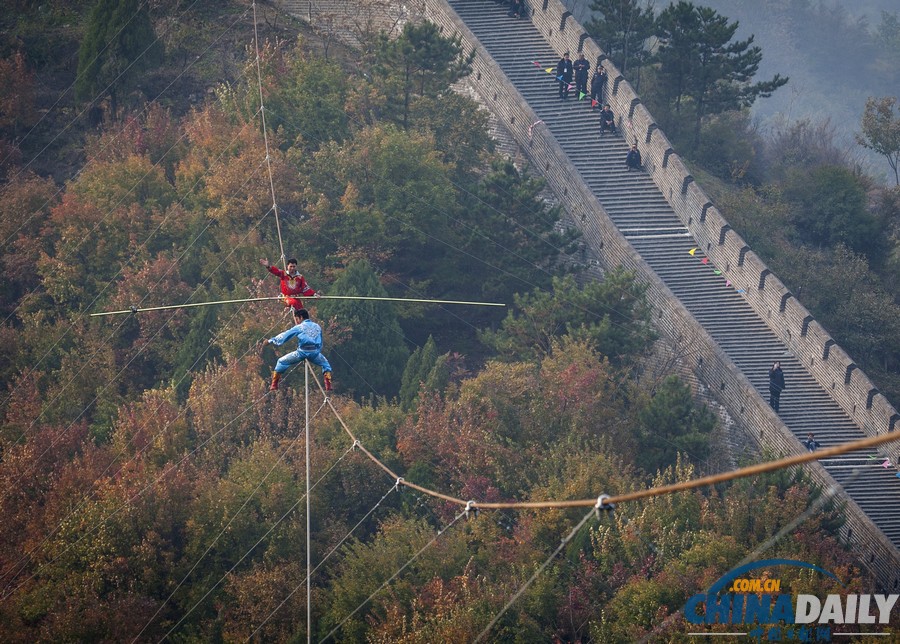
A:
[465,500,479,521]
[394,477,404,492]
[594,494,615,519]
[351,439,361,452]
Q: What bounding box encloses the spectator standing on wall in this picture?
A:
[557,52,573,99]
[573,52,590,97]
[769,361,786,412]
[590,65,607,106]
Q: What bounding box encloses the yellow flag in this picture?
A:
[688,248,698,256]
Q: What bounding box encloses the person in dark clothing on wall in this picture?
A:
[508,0,526,18]
[590,65,607,106]
[573,52,590,97]
[599,104,616,134]
[769,361,786,412]
[625,143,642,171]
[803,432,820,452]
[557,52,573,99]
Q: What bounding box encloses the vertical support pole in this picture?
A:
[305,363,311,643]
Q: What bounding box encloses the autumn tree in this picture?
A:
[75,0,163,119]
[0,51,36,137]
[652,1,787,149]
[858,95,900,186]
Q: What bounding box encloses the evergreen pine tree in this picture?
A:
[584,0,655,77]
[76,0,162,119]
[636,375,717,473]
[399,335,438,409]
[317,260,409,399]
[653,1,787,149]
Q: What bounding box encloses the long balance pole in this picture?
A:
[88,295,505,317]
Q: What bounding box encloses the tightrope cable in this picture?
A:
[319,380,900,511]
[251,0,286,269]
[89,294,505,316]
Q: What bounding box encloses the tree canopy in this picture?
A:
[652,1,787,149]
[584,0,655,77]
[858,95,900,186]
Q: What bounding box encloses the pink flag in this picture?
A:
[883,459,891,468]
[701,257,709,265]
[533,61,541,67]
[725,280,731,287]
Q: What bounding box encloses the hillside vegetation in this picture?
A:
[0,1,897,641]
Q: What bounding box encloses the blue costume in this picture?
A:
[270,319,332,376]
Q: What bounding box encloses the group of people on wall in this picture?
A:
[555,51,643,171]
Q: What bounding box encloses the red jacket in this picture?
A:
[267,266,316,298]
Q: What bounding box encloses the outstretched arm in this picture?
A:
[264,262,285,278]
[267,325,301,347]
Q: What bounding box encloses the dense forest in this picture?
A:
[1,0,899,641]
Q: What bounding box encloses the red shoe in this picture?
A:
[324,372,333,392]
[269,372,281,391]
